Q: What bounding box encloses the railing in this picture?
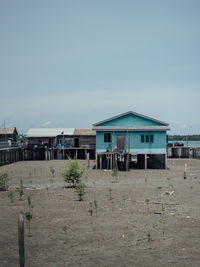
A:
[0,141,18,149]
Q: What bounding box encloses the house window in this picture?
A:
[150,135,154,143]
[104,133,112,142]
[145,135,149,142]
[141,135,144,142]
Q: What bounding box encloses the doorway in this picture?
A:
[117,135,125,151]
[74,138,79,148]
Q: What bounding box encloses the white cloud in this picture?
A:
[43,121,51,126]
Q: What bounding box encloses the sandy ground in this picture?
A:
[0,158,200,267]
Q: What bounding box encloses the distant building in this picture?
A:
[93,111,170,169]
[0,127,18,148]
[26,128,96,149]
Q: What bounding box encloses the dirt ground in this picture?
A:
[0,158,200,267]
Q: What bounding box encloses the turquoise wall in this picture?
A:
[96,131,167,154]
[98,113,164,127]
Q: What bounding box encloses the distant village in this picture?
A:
[0,111,200,169]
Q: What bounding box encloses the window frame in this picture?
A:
[150,135,154,143]
[104,132,112,143]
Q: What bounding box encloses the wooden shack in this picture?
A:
[0,127,18,148]
[26,128,96,160]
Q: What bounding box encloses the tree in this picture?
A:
[62,158,84,188]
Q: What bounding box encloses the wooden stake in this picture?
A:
[100,155,102,170]
[18,212,25,267]
[87,153,90,169]
[144,154,147,170]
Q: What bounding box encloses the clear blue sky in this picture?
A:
[0,0,200,134]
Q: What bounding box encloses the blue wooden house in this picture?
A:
[93,111,170,170]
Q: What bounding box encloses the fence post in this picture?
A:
[87,153,90,169]
[18,212,25,267]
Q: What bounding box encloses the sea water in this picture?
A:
[174,140,200,148]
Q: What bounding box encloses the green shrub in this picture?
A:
[0,173,9,191]
[62,158,84,187]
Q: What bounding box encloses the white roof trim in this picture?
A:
[93,126,170,131]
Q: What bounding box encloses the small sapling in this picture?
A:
[25,211,33,237]
[111,168,118,182]
[27,195,33,212]
[88,202,93,223]
[8,189,14,203]
[108,188,113,201]
[146,232,152,245]
[145,199,150,211]
[75,182,86,201]
[62,225,69,243]
[50,167,55,180]
[17,179,24,200]
[94,200,98,216]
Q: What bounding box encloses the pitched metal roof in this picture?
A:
[26,128,96,137]
[74,129,96,136]
[93,126,170,131]
[93,111,169,126]
[0,127,18,135]
[26,128,75,137]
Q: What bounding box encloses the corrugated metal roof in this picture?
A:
[74,128,96,136]
[26,128,75,137]
[93,126,170,131]
[0,127,17,135]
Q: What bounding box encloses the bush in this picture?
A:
[0,173,9,191]
[62,158,84,187]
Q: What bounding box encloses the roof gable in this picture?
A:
[0,127,18,135]
[93,111,169,127]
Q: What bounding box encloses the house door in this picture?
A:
[117,136,125,150]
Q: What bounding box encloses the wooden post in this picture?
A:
[87,152,90,169]
[114,153,118,170]
[165,154,167,170]
[100,155,102,170]
[18,212,25,267]
[144,154,147,170]
[110,154,113,170]
[184,163,187,179]
[45,146,48,160]
[125,153,129,171]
